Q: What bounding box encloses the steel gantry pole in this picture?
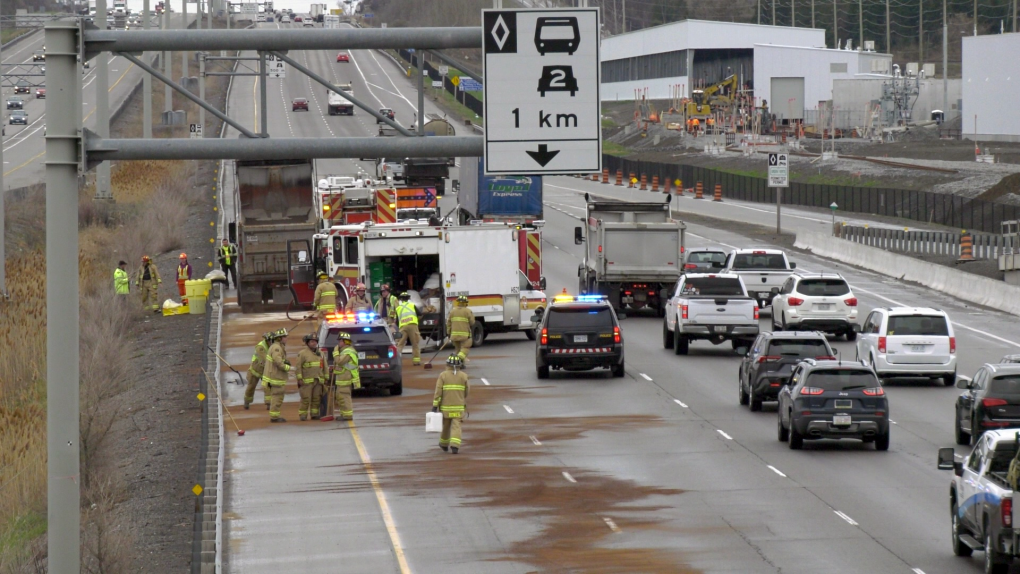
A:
[96,0,111,200]
[46,19,83,574]
[144,0,152,138]
[417,50,425,135]
[163,9,171,113]
[259,51,268,137]
[886,0,891,53]
[944,0,949,116]
[0,33,5,299]
[182,0,189,80]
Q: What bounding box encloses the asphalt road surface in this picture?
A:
[207,23,1016,574]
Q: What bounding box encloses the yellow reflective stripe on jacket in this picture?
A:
[440,405,465,411]
[442,385,467,391]
[449,316,470,336]
[262,376,286,386]
[301,377,319,383]
[302,362,319,368]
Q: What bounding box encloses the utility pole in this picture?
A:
[417,50,425,135]
[46,20,83,574]
[182,0,189,81]
[96,0,111,200]
[772,0,776,25]
[975,0,978,35]
[144,0,152,138]
[833,0,838,48]
[199,52,205,135]
[886,0,891,53]
[792,0,796,25]
[259,52,268,136]
[758,0,761,25]
[919,0,924,63]
[859,0,864,49]
[622,0,626,32]
[812,0,816,28]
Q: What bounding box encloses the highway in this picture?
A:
[202,23,1020,574]
[2,15,195,189]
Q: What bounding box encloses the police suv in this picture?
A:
[317,310,403,395]
[533,293,625,379]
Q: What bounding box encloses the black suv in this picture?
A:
[777,359,890,450]
[738,331,835,411]
[317,312,403,395]
[534,295,624,379]
[954,363,1020,445]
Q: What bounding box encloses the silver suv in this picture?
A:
[856,307,957,386]
[771,273,859,340]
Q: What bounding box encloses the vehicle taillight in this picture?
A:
[1004,498,1013,527]
[681,304,688,319]
[800,387,825,396]
[815,355,837,360]
[613,326,621,344]
[787,297,804,307]
[862,387,885,396]
[684,264,697,270]
[648,291,656,296]
[598,245,602,253]
[983,398,1009,408]
[757,355,781,363]
[540,328,548,345]
[844,297,858,307]
[624,291,632,295]
[753,306,759,320]
[878,336,886,353]
[950,337,956,354]
[388,345,396,359]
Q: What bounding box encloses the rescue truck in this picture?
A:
[314,178,440,229]
[288,222,547,345]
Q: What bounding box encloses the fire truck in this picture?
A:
[287,222,547,345]
[314,178,442,229]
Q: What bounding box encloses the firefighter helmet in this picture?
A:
[456,295,469,305]
[142,255,151,262]
[303,332,319,344]
[337,332,352,343]
[398,292,411,301]
[446,355,464,368]
[262,331,275,342]
[273,328,289,339]
[356,283,367,290]
[317,271,327,279]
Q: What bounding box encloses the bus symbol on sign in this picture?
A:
[534,17,580,55]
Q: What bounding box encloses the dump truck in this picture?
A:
[232,159,316,313]
[574,195,686,315]
[457,156,542,224]
[327,83,354,115]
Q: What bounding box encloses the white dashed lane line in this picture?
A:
[767,465,787,478]
[716,430,733,440]
[561,471,576,483]
[481,378,490,386]
[674,399,688,408]
[834,511,858,526]
[639,373,653,381]
[529,435,542,446]
[503,405,514,414]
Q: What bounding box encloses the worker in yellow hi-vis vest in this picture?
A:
[331,332,359,420]
[446,295,475,361]
[395,292,421,366]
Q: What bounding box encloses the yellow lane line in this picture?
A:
[347,420,412,574]
[5,61,137,178]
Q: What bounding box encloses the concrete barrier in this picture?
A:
[795,230,1020,317]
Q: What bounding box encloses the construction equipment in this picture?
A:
[684,75,739,119]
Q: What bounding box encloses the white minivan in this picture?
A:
[856,306,957,385]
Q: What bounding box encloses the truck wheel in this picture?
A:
[951,499,973,556]
[789,424,804,450]
[985,531,1009,574]
[537,364,549,379]
[663,320,674,349]
[955,410,971,446]
[656,300,665,318]
[471,322,484,348]
[612,360,625,378]
[944,372,957,387]
[845,329,858,342]
[674,334,689,356]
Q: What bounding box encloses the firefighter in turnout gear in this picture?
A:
[243,332,274,409]
[296,333,325,421]
[447,295,475,362]
[264,328,292,423]
[135,255,162,312]
[396,292,421,366]
[331,332,359,421]
[432,355,469,454]
[345,283,373,313]
[312,272,337,322]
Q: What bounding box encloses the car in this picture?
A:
[537,65,578,96]
[35,88,45,99]
[302,21,313,27]
[266,16,274,22]
[317,310,403,395]
[14,81,30,95]
[534,293,625,379]
[336,52,350,63]
[6,96,24,110]
[281,16,291,23]
[777,359,890,450]
[376,108,395,123]
[663,272,760,355]
[739,331,835,411]
[33,50,45,62]
[1001,354,1020,364]
[682,247,727,273]
[954,363,1020,446]
[9,111,28,125]
[856,306,957,385]
[770,272,859,340]
[294,15,302,22]
[291,97,309,112]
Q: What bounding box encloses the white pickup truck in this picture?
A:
[662,273,760,355]
[938,430,1020,573]
[722,248,797,309]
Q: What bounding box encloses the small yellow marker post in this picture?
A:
[197,392,206,402]
[192,484,204,496]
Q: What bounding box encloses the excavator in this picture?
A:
[684,74,740,119]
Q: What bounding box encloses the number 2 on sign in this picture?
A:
[511,108,519,128]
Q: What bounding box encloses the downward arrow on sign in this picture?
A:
[526,144,560,167]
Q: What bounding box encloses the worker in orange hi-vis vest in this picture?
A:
[176,253,193,297]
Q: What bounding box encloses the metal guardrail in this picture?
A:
[835,224,1008,259]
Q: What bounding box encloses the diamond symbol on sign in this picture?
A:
[491,15,510,50]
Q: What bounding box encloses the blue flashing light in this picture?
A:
[576,295,607,302]
[363,327,372,332]
[356,311,377,322]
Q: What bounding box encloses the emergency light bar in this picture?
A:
[552,294,608,303]
[325,311,378,323]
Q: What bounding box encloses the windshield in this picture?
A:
[688,251,726,264]
[680,277,744,296]
[547,307,614,329]
[323,326,391,348]
[989,375,1020,395]
[766,339,831,357]
[886,315,949,336]
[797,279,850,296]
[803,369,880,390]
[731,253,787,270]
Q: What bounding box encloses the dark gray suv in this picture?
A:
[738,331,834,411]
[777,359,890,450]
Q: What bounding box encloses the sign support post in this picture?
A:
[768,152,789,234]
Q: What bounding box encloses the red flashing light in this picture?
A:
[540,328,548,346]
[613,326,621,344]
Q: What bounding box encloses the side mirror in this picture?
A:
[735,346,749,356]
[617,313,627,320]
[790,262,797,269]
[530,314,542,324]
[937,447,960,475]
[574,226,583,245]
[956,375,973,390]
[770,287,780,295]
[852,323,862,333]
[539,276,547,291]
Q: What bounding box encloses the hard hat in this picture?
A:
[456,295,469,304]
[262,331,275,341]
[356,283,367,290]
[142,255,151,262]
[446,355,464,368]
[398,292,411,300]
[380,283,391,291]
[303,332,319,344]
[179,253,187,259]
[317,271,327,279]
[337,331,352,342]
[274,328,288,339]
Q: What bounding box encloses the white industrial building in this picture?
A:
[600,20,825,102]
[962,32,1020,142]
[753,45,893,121]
